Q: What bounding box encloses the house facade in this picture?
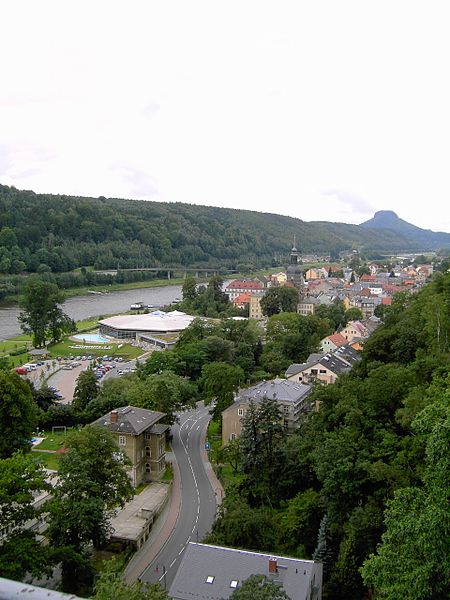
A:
[225,280,264,301]
[92,406,169,487]
[221,379,312,444]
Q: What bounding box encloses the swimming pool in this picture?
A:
[72,333,111,344]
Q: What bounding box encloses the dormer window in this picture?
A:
[206,575,215,584]
[230,580,238,589]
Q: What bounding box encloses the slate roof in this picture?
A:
[236,378,311,404]
[169,542,322,600]
[93,406,165,435]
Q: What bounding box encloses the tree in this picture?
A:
[182,276,197,301]
[240,397,285,502]
[0,453,53,580]
[200,362,244,420]
[344,307,363,322]
[47,425,134,590]
[361,392,450,600]
[73,368,99,411]
[18,276,75,347]
[0,370,36,458]
[260,287,299,316]
[137,371,197,424]
[230,574,289,600]
[92,556,169,600]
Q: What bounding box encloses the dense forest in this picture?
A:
[0,184,435,282]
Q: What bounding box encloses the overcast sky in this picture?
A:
[1,1,449,232]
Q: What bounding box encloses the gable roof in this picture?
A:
[92,406,166,435]
[169,542,322,600]
[326,333,347,347]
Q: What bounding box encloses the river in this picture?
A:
[0,285,183,341]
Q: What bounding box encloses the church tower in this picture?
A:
[286,237,305,296]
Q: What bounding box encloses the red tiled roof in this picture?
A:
[327,333,347,346]
[382,297,392,305]
[233,293,251,305]
[360,274,376,281]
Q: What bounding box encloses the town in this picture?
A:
[1,244,448,600]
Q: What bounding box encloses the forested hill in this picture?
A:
[0,184,436,274]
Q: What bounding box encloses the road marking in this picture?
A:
[178,548,184,555]
[170,558,177,568]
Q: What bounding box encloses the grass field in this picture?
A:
[32,451,62,471]
[34,429,72,451]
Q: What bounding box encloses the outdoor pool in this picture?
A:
[72,332,111,344]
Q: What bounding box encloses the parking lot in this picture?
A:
[18,355,140,404]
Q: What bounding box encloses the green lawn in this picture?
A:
[32,451,62,471]
[34,429,71,451]
[47,339,145,360]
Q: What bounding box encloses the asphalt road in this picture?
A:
[139,404,217,590]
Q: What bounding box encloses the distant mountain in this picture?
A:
[0,185,448,279]
[360,210,450,251]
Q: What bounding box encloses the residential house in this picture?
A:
[269,271,287,285]
[320,332,347,353]
[285,345,361,386]
[225,280,264,301]
[297,296,320,316]
[92,406,169,487]
[221,379,312,444]
[340,320,369,343]
[169,542,322,600]
[232,292,251,310]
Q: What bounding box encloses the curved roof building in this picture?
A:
[99,310,196,339]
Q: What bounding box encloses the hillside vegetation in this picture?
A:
[0,184,433,279]
[206,273,450,599]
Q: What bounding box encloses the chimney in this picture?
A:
[269,558,278,574]
[111,410,118,424]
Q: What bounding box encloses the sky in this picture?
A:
[1,1,450,232]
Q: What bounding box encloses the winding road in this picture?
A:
[139,403,218,590]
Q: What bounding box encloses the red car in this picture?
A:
[15,367,27,375]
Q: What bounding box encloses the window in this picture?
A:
[237,408,244,416]
[145,463,151,473]
[145,432,151,440]
[206,576,215,584]
[230,433,236,440]
[319,369,327,374]
[119,436,126,446]
[145,446,151,457]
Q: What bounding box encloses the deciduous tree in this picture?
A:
[0,370,36,458]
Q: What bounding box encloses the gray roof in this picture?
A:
[236,379,311,404]
[92,406,165,435]
[169,542,321,600]
[285,345,360,378]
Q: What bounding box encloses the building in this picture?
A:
[92,406,169,487]
[232,292,251,310]
[221,379,312,443]
[297,296,320,316]
[98,310,195,341]
[340,320,369,343]
[169,542,322,600]
[320,332,348,353]
[225,280,264,301]
[286,242,305,294]
[249,294,264,320]
[286,345,360,386]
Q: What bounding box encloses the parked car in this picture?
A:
[15,367,27,375]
